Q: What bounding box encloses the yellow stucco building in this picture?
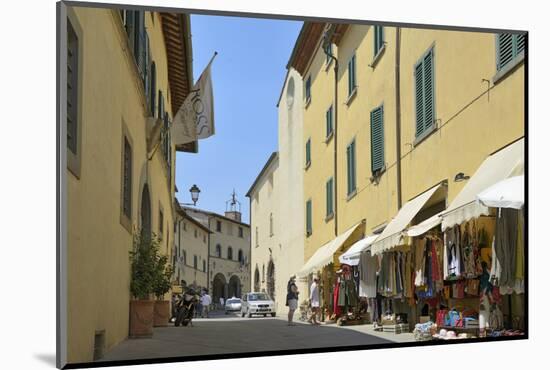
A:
[61,3,194,363]
[289,22,524,292]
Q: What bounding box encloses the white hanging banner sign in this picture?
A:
[173,52,216,145]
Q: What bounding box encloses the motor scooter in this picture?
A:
[174,289,199,327]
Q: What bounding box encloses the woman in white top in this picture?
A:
[309,277,320,325]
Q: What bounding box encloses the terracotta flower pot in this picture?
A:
[129,300,154,338]
[153,300,171,327]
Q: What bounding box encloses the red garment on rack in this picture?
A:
[333,280,341,316]
[431,240,442,282]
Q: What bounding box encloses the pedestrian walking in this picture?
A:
[308,277,320,325]
[219,296,225,310]
[196,291,203,318]
[201,291,212,318]
[286,275,299,326]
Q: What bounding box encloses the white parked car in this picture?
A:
[241,292,276,318]
[225,297,242,313]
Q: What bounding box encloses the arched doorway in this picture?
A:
[254,267,260,292]
[212,273,227,305]
[140,185,151,241]
[266,260,275,300]
[228,275,241,299]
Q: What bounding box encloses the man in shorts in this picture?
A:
[309,277,320,325]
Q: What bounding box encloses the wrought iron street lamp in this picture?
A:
[181,184,201,206]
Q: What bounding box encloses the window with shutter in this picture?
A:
[134,11,146,82]
[306,200,312,236]
[144,32,151,107]
[497,33,526,71]
[67,19,78,155]
[370,105,385,173]
[414,47,435,140]
[325,43,333,64]
[122,137,132,218]
[326,105,333,138]
[159,209,164,235]
[158,90,164,121]
[374,26,384,56]
[305,138,311,167]
[125,10,135,49]
[348,54,356,97]
[326,177,334,218]
[347,140,357,195]
[150,62,156,116]
[305,76,312,103]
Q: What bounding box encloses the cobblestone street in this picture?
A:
[100,311,411,362]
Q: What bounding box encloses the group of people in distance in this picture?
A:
[286,275,320,326]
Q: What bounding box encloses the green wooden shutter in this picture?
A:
[306,200,312,235]
[144,32,150,106]
[326,105,333,137]
[125,10,135,48]
[516,33,525,54]
[150,62,156,116]
[67,20,78,155]
[306,76,311,101]
[374,26,384,55]
[346,146,351,195]
[370,105,385,172]
[326,178,334,217]
[347,141,356,194]
[158,90,163,120]
[348,55,356,96]
[497,33,514,70]
[306,138,311,165]
[423,49,434,133]
[351,141,356,192]
[414,61,424,137]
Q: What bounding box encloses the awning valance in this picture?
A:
[441,138,524,230]
[476,175,524,210]
[405,212,443,237]
[338,234,379,266]
[296,222,363,277]
[371,184,442,255]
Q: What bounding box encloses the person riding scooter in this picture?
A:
[174,288,199,327]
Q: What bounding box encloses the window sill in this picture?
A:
[325,132,334,144]
[347,189,358,202]
[305,97,312,109]
[119,213,132,234]
[413,124,437,147]
[345,87,358,106]
[306,232,312,238]
[325,213,334,222]
[493,51,525,85]
[370,44,386,69]
[305,161,311,171]
[370,166,386,183]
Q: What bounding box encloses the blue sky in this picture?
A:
[175,15,302,223]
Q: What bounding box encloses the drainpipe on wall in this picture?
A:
[323,24,339,237]
[395,27,403,210]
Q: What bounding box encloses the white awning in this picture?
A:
[371,184,442,255]
[476,175,524,210]
[338,234,379,266]
[405,212,443,237]
[296,222,362,277]
[441,138,524,230]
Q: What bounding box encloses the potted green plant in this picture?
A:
[128,231,159,338]
[152,251,173,327]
